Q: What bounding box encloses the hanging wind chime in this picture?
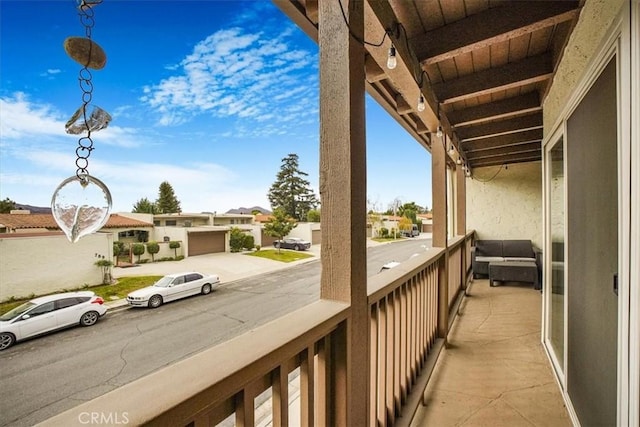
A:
[52,0,112,243]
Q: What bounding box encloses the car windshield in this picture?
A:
[153,276,174,288]
[0,301,37,321]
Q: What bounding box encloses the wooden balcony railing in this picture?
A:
[42,232,475,427]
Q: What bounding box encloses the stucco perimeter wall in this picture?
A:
[0,232,113,301]
[544,0,624,130]
[466,162,542,248]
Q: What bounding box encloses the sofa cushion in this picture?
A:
[475,256,506,263]
[502,240,534,258]
[475,240,504,257]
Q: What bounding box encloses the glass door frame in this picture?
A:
[542,125,567,388]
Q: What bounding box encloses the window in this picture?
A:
[28,302,55,317]
[185,273,203,282]
[172,276,185,285]
[55,298,81,310]
[166,220,177,226]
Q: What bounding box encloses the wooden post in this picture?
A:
[456,165,467,287]
[318,0,368,425]
[431,134,449,338]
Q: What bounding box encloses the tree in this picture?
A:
[132,243,145,262]
[94,259,113,285]
[146,241,160,261]
[132,197,158,214]
[0,198,16,213]
[268,153,318,221]
[398,217,413,235]
[169,241,181,258]
[156,181,182,213]
[306,209,321,222]
[263,208,296,253]
[113,241,125,265]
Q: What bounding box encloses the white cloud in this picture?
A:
[140,24,318,133]
[0,93,148,148]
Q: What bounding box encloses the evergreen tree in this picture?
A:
[132,197,159,214]
[0,197,16,213]
[268,153,318,221]
[156,181,182,213]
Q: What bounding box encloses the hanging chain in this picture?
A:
[74,0,102,181]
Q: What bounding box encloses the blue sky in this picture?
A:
[0,0,432,214]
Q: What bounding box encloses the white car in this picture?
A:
[0,291,108,351]
[126,271,220,308]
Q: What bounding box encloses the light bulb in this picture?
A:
[448,144,455,155]
[436,125,443,138]
[456,156,462,165]
[387,45,397,70]
[417,94,425,112]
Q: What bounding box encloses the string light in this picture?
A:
[417,94,425,111]
[448,143,455,155]
[387,45,397,69]
[457,156,463,165]
[436,125,443,139]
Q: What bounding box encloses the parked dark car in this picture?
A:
[273,237,311,251]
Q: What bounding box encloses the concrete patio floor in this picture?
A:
[411,279,572,427]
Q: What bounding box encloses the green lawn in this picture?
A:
[246,249,314,263]
[0,275,162,316]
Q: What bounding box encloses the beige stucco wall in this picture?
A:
[544,0,625,130]
[466,162,542,248]
[0,232,113,300]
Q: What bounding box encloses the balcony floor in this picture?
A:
[411,279,572,427]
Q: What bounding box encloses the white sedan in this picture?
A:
[126,271,220,308]
[0,291,108,351]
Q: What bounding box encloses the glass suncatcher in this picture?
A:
[52,0,112,243]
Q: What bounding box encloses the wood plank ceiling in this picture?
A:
[275,0,583,172]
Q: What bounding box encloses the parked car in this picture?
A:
[273,237,311,251]
[0,291,107,351]
[379,261,401,272]
[401,224,420,237]
[126,271,220,308]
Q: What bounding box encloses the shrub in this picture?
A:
[229,227,245,252]
[379,227,389,238]
[255,244,261,251]
[243,234,255,251]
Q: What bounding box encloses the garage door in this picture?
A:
[261,231,277,248]
[311,229,321,245]
[188,231,225,256]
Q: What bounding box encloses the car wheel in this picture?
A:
[294,245,300,251]
[148,294,163,308]
[80,311,99,327]
[0,332,15,351]
[201,284,212,295]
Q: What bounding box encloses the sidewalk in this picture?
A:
[105,244,322,310]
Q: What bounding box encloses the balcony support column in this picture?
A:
[432,135,449,338]
[456,164,468,288]
[318,0,369,425]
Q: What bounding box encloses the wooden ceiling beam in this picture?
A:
[412,1,580,65]
[462,128,543,151]
[466,142,541,160]
[448,92,541,126]
[457,113,543,141]
[433,53,553,104]
[470,155,542,168]
[365,55,387,83]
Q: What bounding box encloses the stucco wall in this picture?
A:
[544,0,625,130]
[0,232,113,300]
[466,162,542,248]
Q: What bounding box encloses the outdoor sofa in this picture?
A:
[471,239,542,289]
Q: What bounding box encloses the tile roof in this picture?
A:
[0,213,153,230]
